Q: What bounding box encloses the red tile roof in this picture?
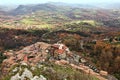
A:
[56,49,65,54]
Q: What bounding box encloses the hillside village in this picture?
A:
[0,27,119,80]
[0,2,120,80]
[1,41,117,80]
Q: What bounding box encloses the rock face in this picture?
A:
[10,73,21,80]
[20,68,33,80]
[10,65,47,80]
[39,75,47,80]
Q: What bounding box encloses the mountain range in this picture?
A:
[0,2,120,12]
[3,2,119,16]
[0,2,120,28]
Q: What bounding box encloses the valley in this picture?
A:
[0,2,120,80]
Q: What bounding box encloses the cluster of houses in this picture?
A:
[1,42,109,79]
[1,42,72,75]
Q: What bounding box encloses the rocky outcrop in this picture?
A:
[10,66,47,80]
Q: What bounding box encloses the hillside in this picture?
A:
[9,3,64,15]
[0,2,120,80]
[0,3,120,30]
[1,42,108,80]
[0,27,119,80]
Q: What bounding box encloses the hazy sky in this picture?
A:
[0,0,120,5]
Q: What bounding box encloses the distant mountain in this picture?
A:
[0,6,4,11]
[93,3,120,9]
[9,2,100,16]
[10,3,62,15]
[8,2,120,15]
[49,2,98,9]
[0,5,18,11]
[49,2,120,9]
[0,8,6,15]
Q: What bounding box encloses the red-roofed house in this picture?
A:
[50,43,70,59]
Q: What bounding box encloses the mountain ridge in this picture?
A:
[9,3,60,15]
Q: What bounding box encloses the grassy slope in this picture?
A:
[2,62,99,80]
